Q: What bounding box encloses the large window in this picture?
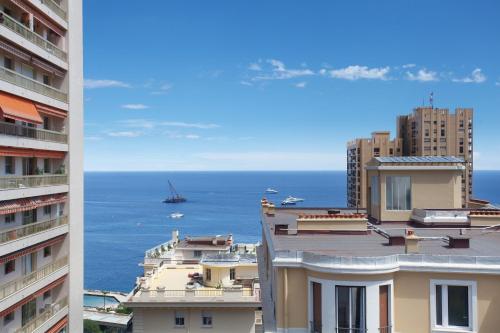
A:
[201,310,213,327]
[386,176,411,211]
[175,311,185,327]
[5,157,15,174]
[336,286,366,333]
[371,176,379,205]
[431,280,475,331]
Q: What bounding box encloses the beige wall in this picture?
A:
[202,264,258,288]
[274,267,500,333]
[469,215,500,227]
[367,169,462,222]
[133,307,257,333]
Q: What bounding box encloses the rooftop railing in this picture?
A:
[0,66,68,102]
[0,121,68,143]
[0,174,68,190]
[0,256,68,300]
[38,0,67,20]
[0,216,68,244]
[14,296,68,333]
[135,287,259,302]
[0,11,67,61]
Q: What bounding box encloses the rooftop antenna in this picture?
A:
[430,91,434,109]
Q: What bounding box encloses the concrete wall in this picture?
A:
[133,307,257,333]
[201,264,258,288]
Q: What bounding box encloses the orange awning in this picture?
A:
[36,103,67,119]
[0,147,65,159]
[0,194,67,214]
[0,235,66,265]
[0,92,43,124]
[47,317,68,333]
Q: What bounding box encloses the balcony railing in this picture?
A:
[379,326,392,333]
[15,297,68,333]
[336,328,367,333]
[0,11,67,61]
[136,287,260,302]
[0,216,68,244]
[0,257,68,300]
[38,0,67,20]
[0,66,68,102]
[0,174,68,190]
[0,121,67,143]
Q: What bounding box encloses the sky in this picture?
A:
[83,0,500,171]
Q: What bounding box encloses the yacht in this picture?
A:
[170,212,184,219]
[265,188,279,194]
[281,196,304,205]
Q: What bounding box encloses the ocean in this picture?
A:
[84,171,500,292]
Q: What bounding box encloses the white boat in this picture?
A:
[281,196,305,205]
[170,212,184,219]
[265,188,278,194]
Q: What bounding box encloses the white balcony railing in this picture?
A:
[37,0,67,20]
[0,11,67,61]
[135,287,260,302]
[0,121,68,143]
[0,66,68,102]
[0,257,68,300]
[0,216,68,244]
[14,297,68,333]
[0,174,68,190]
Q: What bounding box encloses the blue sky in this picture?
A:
[83,0,500,171]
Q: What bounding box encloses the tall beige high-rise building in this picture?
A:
[347,107,473,208]
[0,0,83,332]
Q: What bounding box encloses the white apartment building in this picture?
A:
[0,0,83,332]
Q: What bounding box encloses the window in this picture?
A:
[441,129,446,137]
[43,117,50,130]
[5,156,15,174]
[175,311,185,327]
[386,176,411,210]
[43,74,51,86]
[5,213,15,224]
[336,286,366,332]
[5,260,15,275]
[44,205,52,216]
[202,311,213,327]
[311,282,322,333]
[371,176,380,205]
[4,57,13,70]
[230,268,236,280]
[431,280,476,331]
[44,159,51,173]
[3,312,14,325]
[194,250,202,258]
[21,299,36,326]
[43,290,51,300]
[205,268,211,281]
[373,147,380,157]
[43,246,52,258]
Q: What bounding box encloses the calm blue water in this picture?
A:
[83,294,120,308]
[84,171,500,292]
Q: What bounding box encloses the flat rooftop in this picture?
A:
[263,207,500,257]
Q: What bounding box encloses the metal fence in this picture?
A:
[0,216,68,244]
[0,121,67,143]
[14,297,68,333]
[39,0,67,20]
[0,175,68,190]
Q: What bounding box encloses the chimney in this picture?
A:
[266,203,276,216]
[171,230,179,244]
[405,229,420,254]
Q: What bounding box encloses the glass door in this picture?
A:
[312,282,322,333]
[21,299,37,326]
[336,286,366,333]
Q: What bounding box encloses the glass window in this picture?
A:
[371,176,379,205]
[194,250,202,258]
[5,156,15,174]
[386,176,411,211]
[43,246,52,258]
[433,283,472,329]
[5,260,15,274]
[175,311,185,327]
[311,282,322,333]
[205,268,211,281]
[44,159,51,173]
[3,312,14,325]
[21,299,36,326]
[336,286,366,333]
[44,205,52,216]
[5,213,15,224]
[202,311,212,327]
[4,57,14,70]
[229,268,236,280]
[43,290,51,300]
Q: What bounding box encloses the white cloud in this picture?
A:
[122,104,149,110]
[119,119,155,129]
[326,65,390,81]
[496,82,500,86]
[406,69,439,82]
[107,131,142,137]
[252,59,314,81]
[402,63,416,68]
[240,81,253,86]
[160,121,220,129]
[85,136,102,141]
[166,132,200,140]
[452,68,486,83]
[84,79,130,89]
[151,83,173,95]
[248,63,262,71]
[295,82,307,88]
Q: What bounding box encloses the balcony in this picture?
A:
[0,11,67,61]
[35,0,67,21]
[0,66,67,103]
[0,121,67,143]
[0,256,68,300]
[0,216,68,244]
[0,175,68,190]
[133,286,260,303]
[14,296,68,333]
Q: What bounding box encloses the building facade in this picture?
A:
[0,0,83,332]
[347,132,402,208]
[347,107,473,208]
[124,231,262,333]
